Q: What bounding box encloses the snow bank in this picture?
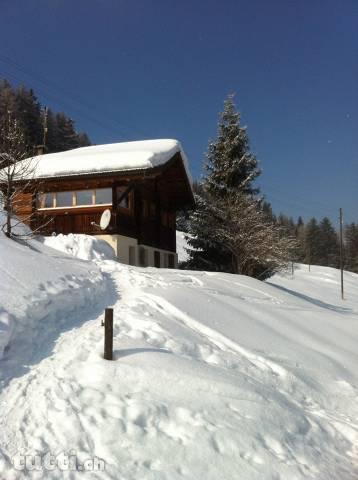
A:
[0,209,32,237]
[0,214,108,360]
[43,233,116,261]
[0,309,13,359]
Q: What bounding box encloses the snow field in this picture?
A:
[0,230,357,479]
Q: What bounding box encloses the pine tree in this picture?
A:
[345,223,358,273]
[185,95,295,277]
[206,94,260,197]
[185,93,261,272]
[55,113,79,152]
[14,86,42,148]
[0,80,16,126]
[295,216,306,261]
[76,132,91,148]
[185,189,233,272]
[304,218,321,266]
[317,217,339,267]
[176,181,202,233]
[261,200,276,223]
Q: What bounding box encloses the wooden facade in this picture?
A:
[13,152,194,257]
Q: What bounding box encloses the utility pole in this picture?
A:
[42,106,48,149]
[339,208,344,300]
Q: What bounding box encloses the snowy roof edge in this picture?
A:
[23,139,193,190]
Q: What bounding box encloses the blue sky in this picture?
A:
[1,0,357,223]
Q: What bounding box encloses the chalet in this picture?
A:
[13,139,194,268]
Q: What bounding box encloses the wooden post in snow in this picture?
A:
[104,308,113,360]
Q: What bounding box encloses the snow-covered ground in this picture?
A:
[0,231,357,479]
[0,214,113,361]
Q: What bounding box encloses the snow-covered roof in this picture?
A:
[26,139,192,183]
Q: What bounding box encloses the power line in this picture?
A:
[0,53,150,140]
[0,66,126,139]
[260,181,338,217]
[262,191,338,221]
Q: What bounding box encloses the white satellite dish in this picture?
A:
[100,209,111,230]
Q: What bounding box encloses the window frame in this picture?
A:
[36,188,113,210]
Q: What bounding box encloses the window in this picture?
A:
[96,188,112,205]
[56,191,74,207]
[76,190,93,206]
[36,188,113,209]
[37,193,53,209]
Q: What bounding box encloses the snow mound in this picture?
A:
[0,209,32,237]
[0,213,109,360]
[43,233,116,261]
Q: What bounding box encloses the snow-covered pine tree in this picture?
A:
[176,181,202,234]
[209,191,297,277]
[205,94,260,197]
[185,95,297,276]
[185,93,262,272]
[184,189,235,272]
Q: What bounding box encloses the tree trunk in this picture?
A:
[6,211,11,237]
[4,193,11,238]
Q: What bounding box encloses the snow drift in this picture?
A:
[42,233,116,261]
[0,215,109,360]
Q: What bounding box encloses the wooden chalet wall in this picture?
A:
[12,153,194,253]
